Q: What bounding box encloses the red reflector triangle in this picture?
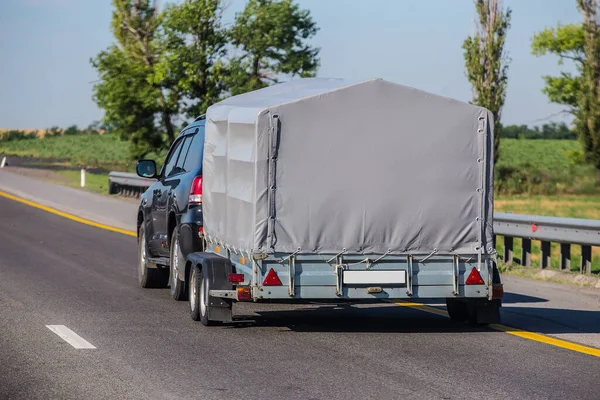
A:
[465,267,485,285]
[263,268,282,286]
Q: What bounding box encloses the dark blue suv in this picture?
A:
[135,115,206,300]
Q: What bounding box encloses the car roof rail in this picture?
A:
[194,114,206,122]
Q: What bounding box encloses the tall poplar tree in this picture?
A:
[463,0,512,164]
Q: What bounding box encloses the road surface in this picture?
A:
[1,195,599,400]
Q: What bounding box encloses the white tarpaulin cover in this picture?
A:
[203,78,494,256]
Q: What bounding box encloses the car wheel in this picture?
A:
[169,227,187,301]
[138,223,168,288]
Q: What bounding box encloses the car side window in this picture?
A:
[162,138,184,178]
[174,135,194,174]
[182,132,203,173]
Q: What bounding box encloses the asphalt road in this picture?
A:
[1,196,599,400]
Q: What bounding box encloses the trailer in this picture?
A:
[185,78,503,326]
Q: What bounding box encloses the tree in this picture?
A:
[228,0,320,95]
[531,1,600,184]
[91,0,181,158]
[531,24,584,109]
[163,0,230,119]
[463,0,512,164]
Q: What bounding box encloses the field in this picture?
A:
[496,139,597,195]
[0,134,130,170]
[497,139,581,171]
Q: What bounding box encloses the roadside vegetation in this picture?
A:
[0,130,164,172]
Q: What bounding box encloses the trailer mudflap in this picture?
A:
[187,252,234,323]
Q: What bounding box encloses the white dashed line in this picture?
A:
[46,325,97,349]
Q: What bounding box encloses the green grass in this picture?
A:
[495,194,600,219]
[55,170,110,195]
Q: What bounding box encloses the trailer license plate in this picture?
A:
[342,270,406,285]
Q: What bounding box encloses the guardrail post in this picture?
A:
[80,168,86,187]
[581,245,592,275]
[521,239,531,267]
[560,243,571,271]
[0,156,6,168]
[503,236,514,266]
[540,241,551,269]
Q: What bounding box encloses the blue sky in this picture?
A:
[0,0,581,129]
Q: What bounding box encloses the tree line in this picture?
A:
[502,122,578,140]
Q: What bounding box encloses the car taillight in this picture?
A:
[189,176,202,204]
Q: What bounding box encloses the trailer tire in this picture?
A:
[467,299,501,326]
[138,223,168,288]
[446,298,468,323]
[189,265,217,326]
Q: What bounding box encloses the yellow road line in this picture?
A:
[396,300,600,358]
[490,324,600,358]
[0,190,137,237]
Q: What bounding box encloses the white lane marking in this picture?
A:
[46,325,96,349]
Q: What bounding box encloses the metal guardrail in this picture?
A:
[107,171,598,274]
[108,172,155,197]
[493,212,599,275]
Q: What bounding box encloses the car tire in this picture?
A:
[138,223,168,288]
[169,227,187,301]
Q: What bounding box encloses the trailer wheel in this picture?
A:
[445,298,468,323]
[138,223,168,288]
[189,265,217,326]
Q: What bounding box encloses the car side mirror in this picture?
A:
[136,160,158,179]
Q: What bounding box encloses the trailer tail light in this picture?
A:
[263,268,282,286]
[228,273,245,283]
[237,287,251,301]
[492,283,504,299]
[465,267,485,285]
[189,176,203,204]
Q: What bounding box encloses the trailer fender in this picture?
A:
[187,252,233,323]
